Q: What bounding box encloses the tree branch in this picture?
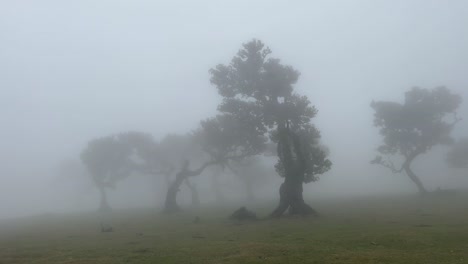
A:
[370,156,403,174]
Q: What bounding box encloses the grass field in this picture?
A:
[1,193,468,264]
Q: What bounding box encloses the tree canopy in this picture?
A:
[371,86,462,193]
[81,135,134,190]
[81,135,135,211]
[210,39,331,216]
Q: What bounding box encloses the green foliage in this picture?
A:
[118,131,172,175]
[199,114,266,163]
[80,135,134,189]
[158,133,207,172]
[210,39,331,183]
[372,87,462,162]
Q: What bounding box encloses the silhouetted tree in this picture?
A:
[165,159,215,212]
[158,133,215,212]
[164,114,265,213]
[81,135,133,211]
[210,39,331,217]
[447,138,468,169]
[371,87,462,194]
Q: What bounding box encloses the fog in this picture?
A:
[1,0,468,220]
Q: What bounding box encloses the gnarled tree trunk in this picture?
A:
[270,125,318,217]
[164,174,185,213]
[401,150,428,195]
[270,177,318,217]
[403,162,427,194]
[164,161,213,213]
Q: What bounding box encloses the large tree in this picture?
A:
[210,39,331,217]
[81,135,133,211]
[371,87,462,194]
[447,138,468,170]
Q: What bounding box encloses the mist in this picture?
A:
[1,0,468,221]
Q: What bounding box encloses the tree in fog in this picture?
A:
[199,114,267,201]
[156,133,206,212]
[371,87,462,194]
[164,114,265,212]
[118,131,176,205]
[160,133,215,213]
[447,138,468,170]
[210,39,331,217]
[81,135,133,211]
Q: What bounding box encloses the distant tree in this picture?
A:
[164,114,266,213]
[159,133,207,212]
[371,87,462,194]
[165,158,214,212]
[117,131,176,205]
[81,135,133,211]
[210,39,331,217]
[447,138,468,169]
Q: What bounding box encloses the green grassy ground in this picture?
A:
[1,193,468,264]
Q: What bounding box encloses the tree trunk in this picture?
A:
[270,177,318,217]
[403,162,427,194]
[97,185,111,212]
[270,124,318,217]
[164,174,185,213]
[164,161,214,213]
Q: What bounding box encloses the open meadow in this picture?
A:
[1,193,467,264]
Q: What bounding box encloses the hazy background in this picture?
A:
[1,0,467,219]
